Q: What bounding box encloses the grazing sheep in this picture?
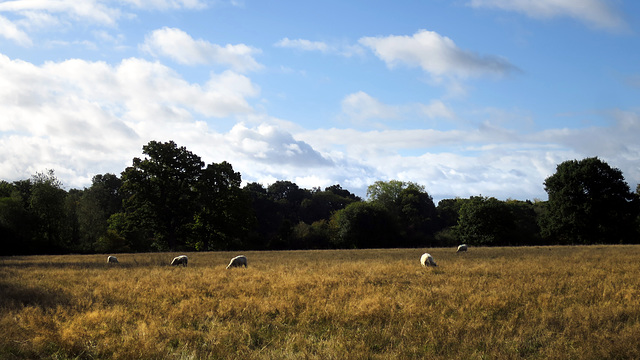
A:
[171,255,188,267]
[226,255,248,269]
[457,244,468,253]
[420,253,437,267]
[107,256,119,264]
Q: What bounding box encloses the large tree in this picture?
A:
[367,180,437,246]
[456,196,514,246]
[29,170,70,253]
[330,202,398,249]
[120,141,204,250]
[192,161,254,250]
[76,174,123,252]
[541,157,638,244]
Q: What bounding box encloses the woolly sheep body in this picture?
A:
[457,244,468,253]
[420,253,437,267]
[171,255,188,267]
[226,255,248,269]
[107,256,118,264]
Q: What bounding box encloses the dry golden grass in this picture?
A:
[2,246,640,359]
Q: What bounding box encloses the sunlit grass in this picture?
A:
[2,246,640,359]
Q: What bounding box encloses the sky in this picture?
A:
[1,0,639,202]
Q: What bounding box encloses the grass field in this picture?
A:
[2,246,640,359]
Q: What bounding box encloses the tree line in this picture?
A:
[1,141,639,255]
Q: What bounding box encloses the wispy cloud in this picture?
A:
[275,38,329,52]
[0,0,209,46]
[341,91,400,123]
[467,0,628,32]
[0,1,121,26]
[142,27,262,71]
[340,92,455,125]
[0,14,31,46]
[275,37,364,57]
[359,29,517,79]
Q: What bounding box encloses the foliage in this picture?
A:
[541,157,638,244]
[456,196,514,246]
[367,180,437,247]
[120,140,204,250]
[76,174,123,252]
[2,247,640,359]
[191,161,254,251]
[3,151,640,254]
[330,202,398,248]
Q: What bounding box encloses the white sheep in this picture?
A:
[171,255,188,267]
[457,244,468,253]
[107,255,119,264]
[420,253,437,267]
[226,255,248,269]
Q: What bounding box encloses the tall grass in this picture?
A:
[1,246,640,359]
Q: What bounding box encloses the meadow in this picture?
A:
[1,246,640,359]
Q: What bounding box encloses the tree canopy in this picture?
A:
[541,157,638,244]
[2,145,639,255]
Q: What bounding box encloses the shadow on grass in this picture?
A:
[0,255,175,269]
[0,280,73,310]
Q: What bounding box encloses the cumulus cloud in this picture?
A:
[142,27,262,71]
[227,123,332,167]
[359,29,517,79]
[0,53,260,187]
[467,0,627,31]
[297,107,640,201]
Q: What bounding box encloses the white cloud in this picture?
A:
[0,53,260,188]
[121,0,208,10]
[275,37,365,57]
[341,91,400,123]
[275,38,329,52]
[0,1,121,26]
[227,123,332,167]
[420,100,455,120]
[340,92,455,126]
[359,29,517,79]
[0,0,210,47]
[142,27,262,71]
[0,14,32,46]
[468,0,627,31]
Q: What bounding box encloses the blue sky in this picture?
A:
[1,0,639,201]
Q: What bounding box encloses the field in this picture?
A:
[2,246,640,359]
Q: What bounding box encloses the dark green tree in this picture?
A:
[330,202,398,248]
[456,196,514,246]
[367,180,420,215]
[120,141,204,250]
[65,189,83,252]
[243,182,282,249]
[300,185,361,225]
[505,199,542,245]
[398,187,438,247]
[191,161,254,250]
[367,180,436,247]
[0,181,37,255]
[77,174,123,252]
[541,157,637,244]
[29,170,69,253]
